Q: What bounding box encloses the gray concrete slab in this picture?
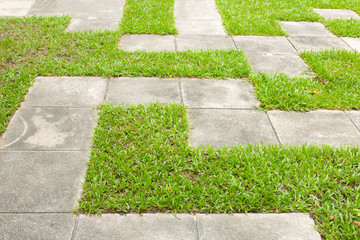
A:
[181,79,259,108]
[75,214,197,240]
[106,77,181,104]
[176,19,226,36]
[0,107,97,150]
[341,37,360,51]
[288,36,352,51]
[176,34,235,51]
[0,213,75,239]
[0,151,88,212]
[23,77,107,107]
[28,0,126,31]
[175,0,222,20]
[119,34,176,52]
[268,110,360,146]
[188,109,279,147]
[197,213,321,240]
[280,21,333,36]
[232,36,297,55]
[347,111,360,131]
[0,0,34,16]
[314,8,360,20]
[246,54,312,77]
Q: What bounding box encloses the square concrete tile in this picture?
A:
[175,0,222,20]
[314,9,360,20]
[23,77,107,107]
[341,37,360,51]
[75,214,197,240]
[288,36,351,51]
[279,21,333,36]
[119,34,176,52]
[181,79,259,108]
[106,77,181,104]
[246,54,311,77]
[0,151,88,212]
[0,107,97,151]
[176,34,235,51]
[268,110,360,146]
[197,213,321,240]
[176,19,226,35]
[0,213,75,239]
[0,0,34,16]
[346,111,360,131]
[232,36,296,55]
[188,109,279,147]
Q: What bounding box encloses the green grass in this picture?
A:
[120,0,176,34]
[215,0,360,36]
[250,50,360,111]
[0,16,250,134]
[79,103,360,239]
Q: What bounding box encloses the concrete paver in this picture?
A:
[75,214,198,240]
[0,151,88,212]
[268,110,360,146]
[314,8,360,20]
[0,107,97,150]
[280,21,333,36]
[197,213,321,240]
[347,111,360,131]
[175,0,222,20]
[0,213,75,240]
[341,37,360,51]
[106,77,181,104]
[288,36,352,51]
[119,35,176,52]
[181,78,259,108]
[176,34,235,51]
[188,109,279,147]
[176,19,226,36]
[0,0,34,16]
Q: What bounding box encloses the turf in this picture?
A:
[215,0,360,36]
[120,0,177,34]
[79,103,360,240]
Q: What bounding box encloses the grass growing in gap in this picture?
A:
[79,103,360,239]
[215,0,360,36]
[120,0,177,34]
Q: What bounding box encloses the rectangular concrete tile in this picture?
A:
[0,213,75,240]
[197,213,321,240]
[268,110,360,146]
[341,37,360,51]
[288,36,351,51]
[75,214,197,240]
[313,8,360,20]
[279,21,333,36]
[119,34,176,52]
[188,109,279,147]
[232,36,297,55]
[346,111,360,131]
[181,79,259,108]
[66,17,121,32]
[0,0,34,16]
[0,151,88,212]
[176,19,226,35]
[175,0,222,20]
[0,107,97,151]
[23,77,107,107]
[106,77,181,104]
[246,54,312,77]
[176,34,235,51]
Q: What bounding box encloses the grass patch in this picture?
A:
[120,0,177,35]
[250,50,360,110]
[215,0,360,36]
[324,19,360,38]
[79,103,360,239]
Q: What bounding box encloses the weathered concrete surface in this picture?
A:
[268,110,360,146]
[341,37,360,51]
[176,35,235,51]
[181,79,259,108]
[0,151,88,212]
[176,19,226,35]
[314,8,360,20]
[0,0,34,16]
[23,77,107,107]
[197,213,321,240]
[188,109,279,147]
[75,214,197,240]
[232,36,296,55]
[347,111,360,131]
[0,213,75,240]
[0,107,97,150]
[119,34,176,52]
[280,22,333,36]
[106,77,181,104]
[288,36,351,51]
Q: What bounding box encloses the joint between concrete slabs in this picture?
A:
[71,216,80,240]
[266,112,282,145]
[345,112,360,133]
[103,78,111,104]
